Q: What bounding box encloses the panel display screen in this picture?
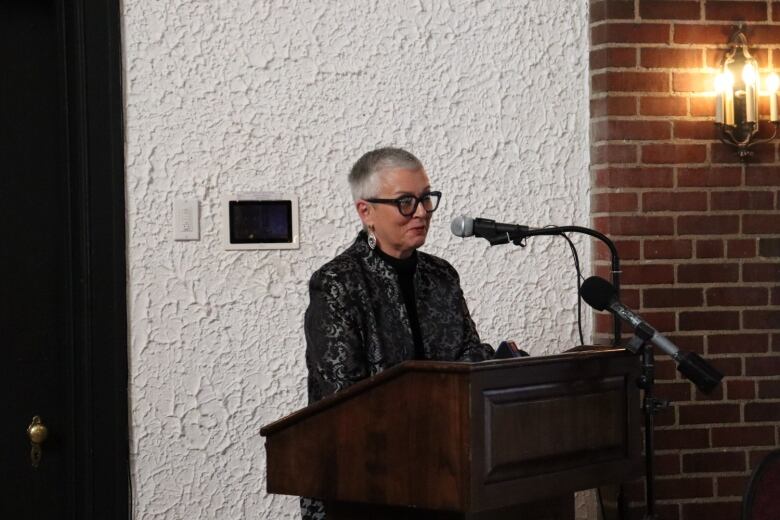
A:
[229,200,293,243]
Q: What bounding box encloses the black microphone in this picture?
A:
[450,215,530,239]
[580,276,722,394]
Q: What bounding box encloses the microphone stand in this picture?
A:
[626,327,670,520]
[502,226,623,346]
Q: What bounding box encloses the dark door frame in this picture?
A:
[62,1,129,517]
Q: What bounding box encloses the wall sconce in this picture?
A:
[714,26,779,161]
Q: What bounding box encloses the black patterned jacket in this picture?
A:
[304,231,494,403]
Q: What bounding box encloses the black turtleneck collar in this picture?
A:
[373,244,418,274]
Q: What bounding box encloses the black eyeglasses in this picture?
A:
[365,191,442,217]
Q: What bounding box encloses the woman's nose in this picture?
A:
[413,200,428,218]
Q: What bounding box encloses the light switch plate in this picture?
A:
[173,199,199,241]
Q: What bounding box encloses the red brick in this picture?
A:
[711,191,774,211]
[655,453,683,476]
[678,263,739,283]
[673,72,718,93]
[656,358,681,381]
[594,238,641,260]
[644,288,703,308]
[590,47,637,69]
[591,192,638,213]
[595,167,674,188]
[640,96,688,116]
[710,334,769,355]
[678,167,742,187]
[645,239,692,259]
[682,500,741,519]
[643,191,707,211]
[745,402,780,421]
[640,48,703,69]
[743,263,780,282]
[745,355,780,376]
[592,119,672,141]
[678,215,739,235]
[655,428,709,450]
[773,287,780,305]
[726,379,757,399]
[775,2,780,22]
[655,476,713,499]
[593,215,674,236]
[642,143,707,164]
[591,96,637,117]
[712,426,775,447]
[690,95,716,116]
[744,214,780,234]
[705,2,768,21]
[696,239,723,258]
[590,0,636,22]
[749,448,777,468]
[639,0,701,20]
[679,311,740,331]
[621,263,676,284]
[593,71,669,93]
[710,357,744,377]
[758,380,780,398]
[673,120,717,140]
[679,403,741,424]
[744,310,780,329]
[749,25,780,45]
[747,167,780,186]
[674,24,734,45]
[717,475,749,498]
[683,451,746,473]
[727,239,756,259]
[706,287,768,307]
[592,23,671,45]
[591,143,638,164]
[760,238,780,258]
[655,381,693,401]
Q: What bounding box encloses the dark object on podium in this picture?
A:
[261,347,642,520]
[494,340,530,359]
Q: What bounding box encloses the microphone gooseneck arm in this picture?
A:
[504,225,622,347]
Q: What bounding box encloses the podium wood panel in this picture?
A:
[262,347,641,515]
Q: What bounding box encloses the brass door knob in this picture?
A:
[27,416,48,445]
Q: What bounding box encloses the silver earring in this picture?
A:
[367,229,377,250]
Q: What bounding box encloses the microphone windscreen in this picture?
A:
[450,215,474,237]
[580,276,616,311]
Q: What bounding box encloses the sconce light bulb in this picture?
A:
[767,73,780,93]
[715,73,728,93]
[723,69,735,88]
[742,63,757,85]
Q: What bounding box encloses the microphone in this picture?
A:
[450,215,530,239]
[580,276,722,394]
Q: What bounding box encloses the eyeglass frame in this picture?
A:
[364,190,442,217]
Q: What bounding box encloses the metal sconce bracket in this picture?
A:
[714,25,780,162]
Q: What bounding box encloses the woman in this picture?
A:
[301,147,493,519]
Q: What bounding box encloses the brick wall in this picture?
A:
[589,1,780,518]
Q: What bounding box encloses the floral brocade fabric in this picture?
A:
[300,232,494,519]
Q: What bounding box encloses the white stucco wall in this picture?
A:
[124,1,591,517]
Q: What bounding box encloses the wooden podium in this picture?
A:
[261,347,642,519]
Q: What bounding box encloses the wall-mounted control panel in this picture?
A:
[222,192,299,250]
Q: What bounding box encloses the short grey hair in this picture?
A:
[348,147,424,201]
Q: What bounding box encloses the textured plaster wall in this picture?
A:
[124,1,591,518]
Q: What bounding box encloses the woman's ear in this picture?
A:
[355,200,373,228]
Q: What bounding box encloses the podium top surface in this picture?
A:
[260,346,628,436]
